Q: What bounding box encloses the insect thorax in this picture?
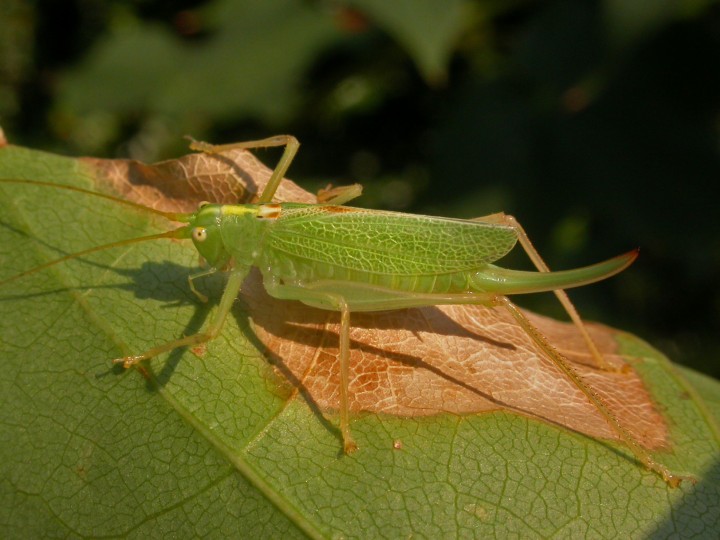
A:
[216,205,275,269]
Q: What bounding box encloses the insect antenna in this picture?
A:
[0,178,192,222]
[0,230,192,288]
[0,178,193,287]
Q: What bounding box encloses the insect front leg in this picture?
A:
[263,278,358,454]
[187,267,218,303]
[474,213,620,372]
[187,135,299,204]
[114,269,245,368]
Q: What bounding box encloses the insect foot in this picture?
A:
[344,439,359,455]
[113,355,147,369]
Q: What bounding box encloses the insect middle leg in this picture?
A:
[262,278,358,453]
[316,183,363,205]
[264,277,687,486]
[474,213,619,372]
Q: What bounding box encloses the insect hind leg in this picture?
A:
[495,295,692,487]
[472,212,622,372]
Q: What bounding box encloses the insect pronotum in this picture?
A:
[0,135,692,487]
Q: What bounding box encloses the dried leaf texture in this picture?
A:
[246,277,668,450]
[83,148,315,211]
[87,145,669,451]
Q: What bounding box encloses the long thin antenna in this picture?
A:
[0,179,192,222]
[0,228,190,287]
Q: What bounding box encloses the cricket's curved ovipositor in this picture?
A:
[0,135,693,487]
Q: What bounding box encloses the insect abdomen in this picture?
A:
[263,250,475,294]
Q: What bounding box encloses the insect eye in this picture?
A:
[192,227,208,242]
[199,201,210,208]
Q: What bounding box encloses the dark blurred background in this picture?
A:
[1,0,718,379]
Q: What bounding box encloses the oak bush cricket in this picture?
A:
[0,135,693,488]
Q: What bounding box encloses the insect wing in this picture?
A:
[266,205,518,275]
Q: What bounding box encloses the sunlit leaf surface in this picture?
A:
[1,143,718,537]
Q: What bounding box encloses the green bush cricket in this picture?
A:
[0,135,693,488]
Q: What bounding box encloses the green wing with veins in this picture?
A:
[266,205,517,276]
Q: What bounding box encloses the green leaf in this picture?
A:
[1,143,719,537]
[345,0,471,83]
[58,0,343,124]
[604,0,714,52]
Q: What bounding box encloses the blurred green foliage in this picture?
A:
[1,0,718,378]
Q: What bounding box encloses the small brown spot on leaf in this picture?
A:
[191,344,207,357]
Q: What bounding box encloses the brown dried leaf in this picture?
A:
[247,281,667,450]
[85,145,668,451]
[82,148,315,212]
